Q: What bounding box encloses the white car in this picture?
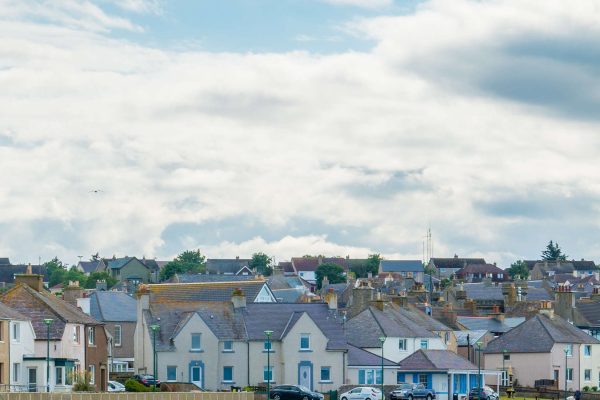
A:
[108,380,126,392]
[340,387,384,400]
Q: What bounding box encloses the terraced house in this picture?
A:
[134,281,345,392]
[0,301,36,392]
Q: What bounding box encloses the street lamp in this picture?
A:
[43,319,53,393]
[476,341,483,400]
[150,324,160,392]
[564,347,569,400]
[379,336,386,400]
[502,350,507,387]
[265,330,274,400]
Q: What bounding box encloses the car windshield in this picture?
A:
[398,384,412,390]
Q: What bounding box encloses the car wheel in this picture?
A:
[408,395,413,400]
[274,395,281,400]
[427,395,432,400]
[303,396,309,400]
[342,397,348,400]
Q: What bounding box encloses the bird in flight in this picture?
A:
[90,189,103,193]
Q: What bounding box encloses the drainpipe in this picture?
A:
[247,341,250,386]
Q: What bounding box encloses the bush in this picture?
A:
[125,379,151,392]
[583,386,590,392]
[70,370,95,392]
[592,387,598,392]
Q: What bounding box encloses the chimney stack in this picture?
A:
[231,288,247,309]
[63,281,84,305]
[325,288,338,310]
[539,300,554,318]
[348,281,375,317]
[15,268,44,292]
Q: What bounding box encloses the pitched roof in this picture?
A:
[272,288,305,303]
[526,260,597,272]
[291,257,320,272]
[1,283,100,340]
[462,283,504,301]
[89,291,136,322]
[380,260,424,273]
[454,330,489,346]
[430,257,486,270]
[456,264,505,275]
[398,349,478,371]
[106,257,138,270]
[347,343,396,366]
[0,258,10,265]
[0,300,29,321]
[78,260,105,274]
[205,258,251,274]
[575,298,600,328]
[485,313,600,353]
[147,280,272,304]
[174,274,256,283]
[0,264,48,284]
[457,317,512,333]
[279,262,294,274]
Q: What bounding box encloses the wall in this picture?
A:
[85,325,108,391]
[107,321,135,360]
[116,260,151,284]
[34,323,86,365]
[0,391,255,400]
[248,340,282,388]
[484,352,551,388]
[0,319,8,385]
[9,319,36,388]
[364,336,446,363]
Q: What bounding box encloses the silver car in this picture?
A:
[340,387,384,400]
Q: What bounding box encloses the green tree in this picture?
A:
[541,240,568,261]
[315,262,346,289]
[64,266,87,286]
[159,249,206,281]
[249,252,273,276]
[45,257,67,287]
[84,271,118,289]
[507,260,529,280]
[365,254,382,276]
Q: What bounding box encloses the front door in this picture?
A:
[28,368,37,392]
[191,366,203,388]
[299,364,312,390]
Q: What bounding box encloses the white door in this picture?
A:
[299,365,311,389]
[191,366,203,388]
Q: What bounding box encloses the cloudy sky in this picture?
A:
[1,0,600,267]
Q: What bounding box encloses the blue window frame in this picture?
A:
[300,334,310,350]
[223,366,233,382]
[358,369,382,385]
[167,366,177,382]
[320,367,331,382]
[264,340,272,351]
[397,373,406,383]
[264,366,274,382]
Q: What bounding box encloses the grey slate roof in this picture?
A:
[89,291,137,322]
[398,350,478,371]
[457,317,512,333]
[0,300,29,321]
[175,274,256,283]
[148,280,272,303]
[485,313,600,353]
[0,264,48,284]
[0,258,10,265]
[272,288,305,303]
[347,344,396,366]
[430,257,486,270]
[462,284,504,301]
[78,260,105,274]
[454,330,488,346]
[380,260,424,273]
[206,258,251,274]
[346,304,445,348]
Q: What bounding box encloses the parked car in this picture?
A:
[270,385,324,400]
[468,387,498,400]
[108,381,126,392]
[340,386,384,400]
[390,383,436,400]
[132,374,161,387]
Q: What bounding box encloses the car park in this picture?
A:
[339,386,384,400]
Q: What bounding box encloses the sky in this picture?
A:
[1,0,600,267]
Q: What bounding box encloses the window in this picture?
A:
[88,365,95,384]
[264,340,272,351]
[565,344,573,357]
[0,321,3,341]
[12,323,20,342]
[320,367,331,382]
[567,368,573,381]
[501,370,509,386]
[66,366,74,385]
[358,369,382,385]
[503,354,510,361]
[114,325,122,347]
[56,367,65,385]
[223,366,233,382]
[585,369,591,381]
[167,366,177,382]
[399,339,407,351]
[263,366,274,382]
[420,339,428,349]
[12,363,20,382]
[73,326,81,344]
[444,332,450,343]
[300,334,310,350]
[87,327,95,345]
[419,374,428,386]
[0,363,3,384]
[397,373,406,384]
[223,341,233,352]
[191,333,201,351]
[585,345,592,357]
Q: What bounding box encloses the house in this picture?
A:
[527,260,598,280]
[0,262,48,289]
[397,350,501,400]
[105,257,155,291]
[346,343,398,386]
[80,291,137,373]
[379,260,424,283]
[0,301,36,392]
[205,258,253,275]
[145,279,276,303]
[288,257,350,284]
[134,288,347,391]
[455,264,507,283]
[169,274,257,284]
[454,330,495,364]
[1,273,109,392]
[484,305,600,390]
[429,256,487,279]
[76,260,107,275]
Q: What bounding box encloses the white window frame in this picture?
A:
[56,366,65,385]
[114,325,122,347]
[300,334,310,350]
[12,363,20,383]
[399,339,407,351]
[223,340,233,352]
[191,333,202,351]
[263,366,274,382]
[420,339,428,349]
[567,368,573,381]
[585,369,592,381]
[88,365,95,384]
[584,345,592,357]
[12,322,20,343]
[167,365,177,382]
[565,344,573,357]
[87,327,95,345]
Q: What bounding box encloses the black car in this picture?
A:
[133,374,161,387]
[270,385,324,400]
[468,388,497,400]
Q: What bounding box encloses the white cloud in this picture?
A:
[320,0,393,9]
[1,0,600,266]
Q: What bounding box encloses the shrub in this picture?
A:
[592,387,598,392]
[583,386,590,392]
[70,370,95,392]
[125,379,151,392]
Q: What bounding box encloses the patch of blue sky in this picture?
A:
[101,0,422,53]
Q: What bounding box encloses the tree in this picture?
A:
[348,254,382,278]
[507,260,529,280]
[541,240,568,261]
[249,252,273,276]
[365,254,382,276]
[84,271,118,289]
[45,257,67,287]
[315,262,346,289]
[159,249,206,281]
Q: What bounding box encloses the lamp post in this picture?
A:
[265,330,273,400]
[564,347,569,400]
[150,324,160,392]
[43,319,53,393]
[502,350,507,387]
[379,336,386,400]
[476,341,483,400]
